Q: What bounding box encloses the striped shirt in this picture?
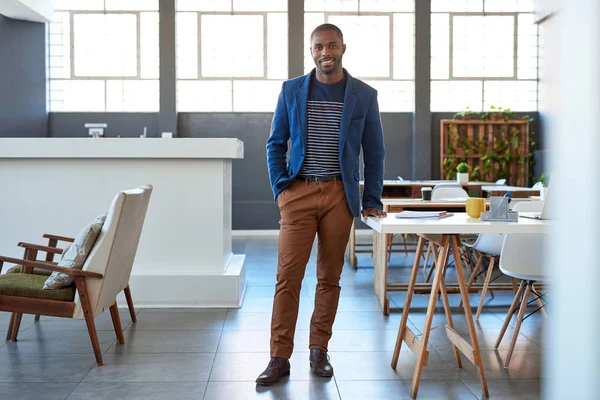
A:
[298,75,346,177]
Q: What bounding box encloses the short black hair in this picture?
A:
[310,23,344,43]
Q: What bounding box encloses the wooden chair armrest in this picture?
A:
[17,242,64,255]
[43,234,75,243]
[0,256,103,279]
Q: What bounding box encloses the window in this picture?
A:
[430,0,538,111]
[304,0,415,112]
[47,0,160,112]
[176,0,288,112]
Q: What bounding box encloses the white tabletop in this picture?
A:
[481,185,540,192]
[362,212,548,234]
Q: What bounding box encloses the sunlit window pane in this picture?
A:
[267,13,288,79]
[359,0,413,12]
[177,80,233,112]
[140,12,159,79]
[393,13,414,80]
[52,80,106,111]
[177,0,231,12]
[177,13,198,79]
[431,0,483,12]
[73,14,137,77]
[233,0,287,11]
[484,0,534,12]
[47,6,159,112]
[305,0,359,12]
[201,15,264,78]
[328,15,390,78]
[233,80,283,111]
[452,16,515,78]
[484,80,537,111]
[364,80,414,112]
[517,13,538,79]
[107,80,160,111]
[431,80,483,111]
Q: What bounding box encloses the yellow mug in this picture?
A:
[466,197,486,218]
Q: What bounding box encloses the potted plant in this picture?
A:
[456,162,469,184]
[537,172,551,200]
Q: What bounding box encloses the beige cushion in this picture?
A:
[43,213,107,289]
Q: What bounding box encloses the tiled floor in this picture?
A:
[0,235,544,399]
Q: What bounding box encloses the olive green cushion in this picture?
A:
[0,273,75,302]
[6,261,56,277]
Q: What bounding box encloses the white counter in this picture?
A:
[0,138,246,308]
[0,138,244,159]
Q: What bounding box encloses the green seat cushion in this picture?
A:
[0,273,75,302]
[6,261,57,277]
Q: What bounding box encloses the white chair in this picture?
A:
[463,200,545,319]
[495,233,548,367]
[0,186,152,366]
[431,183,469,201]
[495,178,507,185]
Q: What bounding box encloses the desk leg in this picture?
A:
[346,218,357,268]
[450,234,489,398]
[373,230,390,315]
[410,235,450,398]
[391,235,425,368]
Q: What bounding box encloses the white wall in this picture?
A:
[545,1,600,399]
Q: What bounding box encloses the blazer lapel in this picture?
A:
[294,73,311,147]
[339,73,357,153]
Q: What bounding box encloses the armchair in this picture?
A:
[0,185,152,366]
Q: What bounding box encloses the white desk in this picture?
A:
[362,212,549,398]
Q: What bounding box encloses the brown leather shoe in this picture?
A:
[256,357,290,386]
[309,349,333,377]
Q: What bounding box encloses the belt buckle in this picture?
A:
[314,175,322,183]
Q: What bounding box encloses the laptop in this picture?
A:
[519,181,553,220]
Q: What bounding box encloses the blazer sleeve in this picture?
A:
[266,81,290,199]
[361,89,385,210]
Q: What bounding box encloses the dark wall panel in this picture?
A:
[0,15,46,137]
[179,112,413,229]
[48,113,159,137]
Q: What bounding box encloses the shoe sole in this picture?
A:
[255,369,290,386]
[309,362,333,378]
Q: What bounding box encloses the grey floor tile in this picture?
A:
[332,311,402,330]
[224,310,313,331]
[218,329,311,353]
[243,284,313,299]
[1,326,117,354]
[204,380,340,400]
[426,325,542,353]
[0,352,97,382]
[438,348,543,379]
[209,351,332,382]
[463,378,542,400]
[238,296,313,313]
[335,295,387,312]
[31,310,132,332]
[0,237,546,398]
[106,330,222,353]
[82,353,216,382]
[67,382,208,400]
[336,379,476,399]
[332,350,459,381]
[0,312,36,334]
[131,309,226,331]
[0,382,78,400]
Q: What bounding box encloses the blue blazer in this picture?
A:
[266,69,385,217]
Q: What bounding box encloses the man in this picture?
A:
[257,23,386,386]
